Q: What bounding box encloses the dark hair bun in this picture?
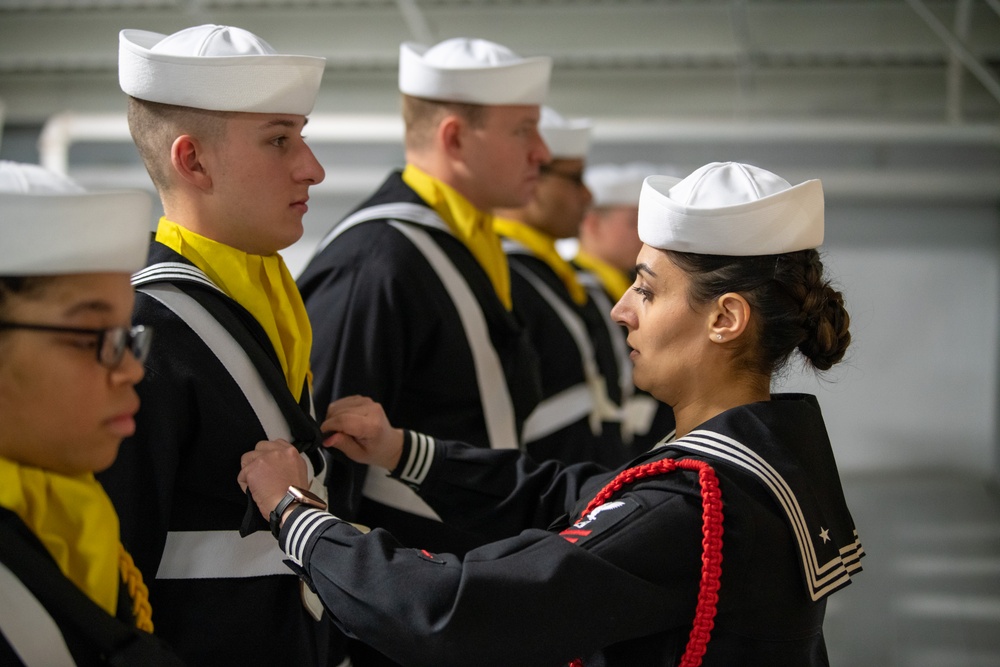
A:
[795,254,851,371]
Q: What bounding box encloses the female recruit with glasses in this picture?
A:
[240,162,864,666]
[0,161,183,666]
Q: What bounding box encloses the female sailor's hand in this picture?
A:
[321,395,404,470]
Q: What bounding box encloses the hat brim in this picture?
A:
[119,29,325,114]
[398,42,551,106]
[1,190,152,275]
[638,176,824,255]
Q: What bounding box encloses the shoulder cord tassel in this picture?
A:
[569,458,724,667]
[119,544,154,633]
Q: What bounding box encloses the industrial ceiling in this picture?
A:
[1,0,999,201]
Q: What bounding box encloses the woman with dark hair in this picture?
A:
[239,162,863,666]
[0,162,183,666]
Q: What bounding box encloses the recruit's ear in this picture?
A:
[170,135,212,191]
[437,112,469,161]
[708,292,752,344]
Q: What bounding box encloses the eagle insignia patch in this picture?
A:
[559,497,641,545]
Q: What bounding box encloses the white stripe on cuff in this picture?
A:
[285,508,338,566]
[399,431,435,486]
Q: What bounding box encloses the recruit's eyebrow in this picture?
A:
[635,263,657,278]
[259,118,307,130]
[63,299,115,318]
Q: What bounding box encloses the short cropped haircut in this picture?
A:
[127,96,233,193]
[401,94,488,152]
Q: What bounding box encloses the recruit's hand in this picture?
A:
[238,439,310,519]
[321,395,404,471]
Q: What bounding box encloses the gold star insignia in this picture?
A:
[819,527,830,543]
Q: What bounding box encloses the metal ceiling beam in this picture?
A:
[905,0,1000,108]
[394,0,434,45]
[945,0,973,124]
[728,0,753,111]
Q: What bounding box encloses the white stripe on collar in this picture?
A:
[666,429,863,601]
[132,261,223,293]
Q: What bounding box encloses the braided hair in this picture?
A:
[664,248,851,376]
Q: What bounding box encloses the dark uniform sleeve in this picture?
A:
[276,437,707,667]
[390,432,609,539]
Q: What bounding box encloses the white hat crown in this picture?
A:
[399,37,551,105]
[0,161,151,275]
[152,24,277,57]
[539,106,591,159]
[671,162,795,208]
[119,24,325,114]
[424,37,521,68]
[638,162,824,256]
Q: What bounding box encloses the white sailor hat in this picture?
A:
[0,161,152,275]
[585,162,666,207]
[399,37,551,105]
[638,162,824,256]
[539,107,591,159]
[119,24,326,114]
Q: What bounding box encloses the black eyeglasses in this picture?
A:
[0,321,153,369]
[540,165,587,187]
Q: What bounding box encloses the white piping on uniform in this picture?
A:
[0,561,76,666]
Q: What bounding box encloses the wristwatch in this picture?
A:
[269,486,327,538]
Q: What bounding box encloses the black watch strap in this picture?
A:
[269,491,300,539]
[269,486,328,539]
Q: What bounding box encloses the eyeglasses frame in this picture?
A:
[0,321,152,369]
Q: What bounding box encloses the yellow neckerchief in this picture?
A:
[402,164,512,310]
[573,249,634,302]
[494,218,588,306]
[0,456,120,616]
[156,218,312,400]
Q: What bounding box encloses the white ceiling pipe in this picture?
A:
[38,112,130,174]
[38,111,1000,203]
[63,162,1000,202]
[300,114,405,142]
[589,118,1000,145]
[306,167,999,202]
[40,111,1000,171]
[790,168,1000,202]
